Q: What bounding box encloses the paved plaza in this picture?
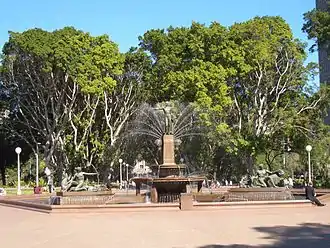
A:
[1,205,329,248]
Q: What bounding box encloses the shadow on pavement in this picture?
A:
[198,222,330,248]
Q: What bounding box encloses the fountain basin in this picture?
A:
[151,164,187,177]
[0,195,314,214]
[53,191,115,205]
[226,187,295,202]
[132,176,205,203]
[1,188,326,213]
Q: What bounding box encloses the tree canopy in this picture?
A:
[303,2,330,54]
[0,15,329,187]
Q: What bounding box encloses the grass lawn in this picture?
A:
[4,188,35,196]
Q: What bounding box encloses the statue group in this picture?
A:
[61,167,98,192]
[239,164,288,188]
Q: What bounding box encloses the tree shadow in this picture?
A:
[198,223,330,248]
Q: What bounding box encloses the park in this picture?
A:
[0,0,330,247]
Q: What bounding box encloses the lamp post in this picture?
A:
[119,158,123,190]
[126,164,129,189]
[306,145,312,183]
[15,147,22,195]
[35,142,41,187]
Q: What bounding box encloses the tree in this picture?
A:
[303,2,330,54]
[96,48,151,176]
[224,17,329,168]
[1,27,123,172]
[138,22,232,120]
[138,17,329,177]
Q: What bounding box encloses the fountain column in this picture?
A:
[162,135,175,165]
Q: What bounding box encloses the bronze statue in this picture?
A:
[61,169,71,191]
[255,164,272,187]
[239,174,256,188]
[239,165,287,188]
[266,169,285,187]
[163,104,173,134]
[63,167,98,192]
[155,102,173,134]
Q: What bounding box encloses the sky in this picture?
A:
[0,0,318,67]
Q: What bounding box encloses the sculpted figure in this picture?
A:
[64,167,98,192]
[239,174,252,188]
[266,169,285,187]
[155,102,173,134]
[256,164,272,187]
[240,166,286,188]
[61,169,71,191]
[163,104,173,134]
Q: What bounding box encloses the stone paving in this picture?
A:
[1,204,329,248]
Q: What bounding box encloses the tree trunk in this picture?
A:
[0,160,6,185]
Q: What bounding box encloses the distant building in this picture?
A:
[316,0,330,84]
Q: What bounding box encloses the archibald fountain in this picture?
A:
[131,103,205,203]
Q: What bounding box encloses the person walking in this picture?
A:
[305,182,326,206]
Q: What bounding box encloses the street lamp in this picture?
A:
[126,163,129,191]
[122,162,126,189]
[306,145,312,183]
[15,147,22,195]
[35,142,41,187]
[119,158,123,190]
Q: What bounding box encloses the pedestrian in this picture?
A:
[47,175,54,193]
[305,182,326,207]
[288,177,294,188]
[44,166,54,193]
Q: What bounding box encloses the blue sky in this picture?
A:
[0,0,317,63]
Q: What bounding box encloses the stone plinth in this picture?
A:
[180,193,193,210]
[162,135,175,165]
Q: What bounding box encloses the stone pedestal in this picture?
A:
[180,193,193,210]
[163,135,175,165]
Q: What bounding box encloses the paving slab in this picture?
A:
[0,205,329,248]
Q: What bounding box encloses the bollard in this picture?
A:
[180,193,193,210]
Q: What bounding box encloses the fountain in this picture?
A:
[131,102,205,203]
[0,103,317,213]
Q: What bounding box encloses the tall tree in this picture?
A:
[1,27,123,171]
[139,17,329,175]
[303,2,330,54]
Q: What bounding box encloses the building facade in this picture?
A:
[316,0,330,84]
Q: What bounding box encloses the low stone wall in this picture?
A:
[109,194,145,204]
[226,188,294,202]
[54,191,115,205]
[0,195,312,214]
[193,193,225,202]
[52,191,147,205]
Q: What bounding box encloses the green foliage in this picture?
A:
[135,16,330,179]
[3,27,123,94]
[303,3,330,55]
[0,26,127,180]
[1,15,330,185]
